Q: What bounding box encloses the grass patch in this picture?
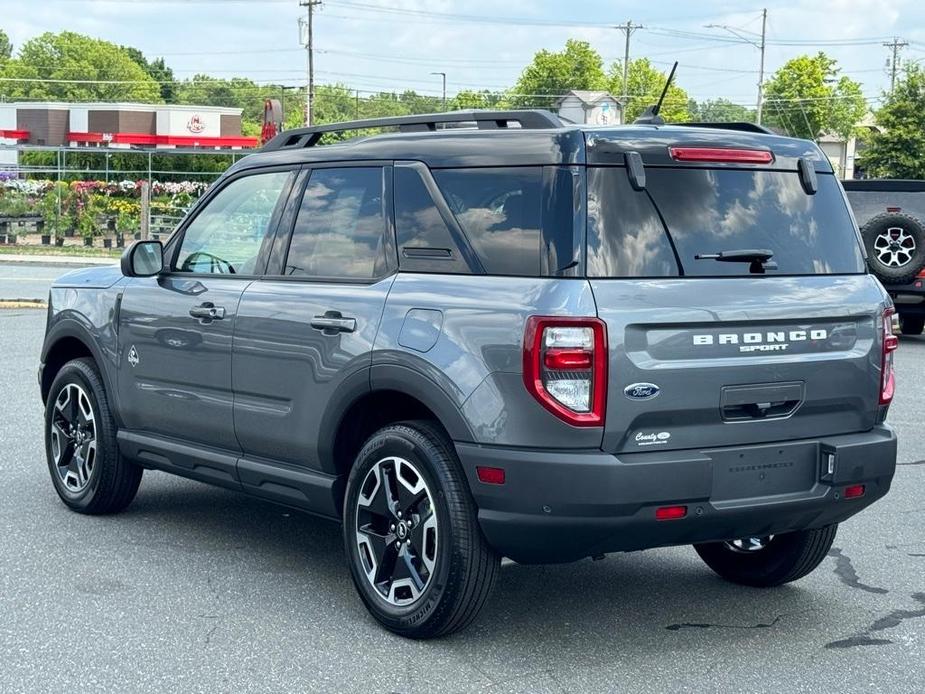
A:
[0,245,121,259]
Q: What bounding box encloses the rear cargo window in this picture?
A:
[587,167,866,277]
[433,167,542,276]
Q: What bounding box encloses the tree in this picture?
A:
[690,98,755,123]
[450,90,507,111]
[607,59,691,123]
[762,53,865,140]
[511,39,607,108]
[859,65,925,178]
[123,46,177,102]
[0,31,161,102]
[0,29,11,62]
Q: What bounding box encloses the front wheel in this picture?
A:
[343,421,500,638]
[694,524,837,587]
[44,358,143,514]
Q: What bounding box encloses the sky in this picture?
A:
[2,0,925,111]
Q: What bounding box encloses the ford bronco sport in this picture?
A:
[39,110,898,638]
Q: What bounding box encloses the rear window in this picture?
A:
[587,167,866,277]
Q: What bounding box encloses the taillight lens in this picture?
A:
[523,317,607,426]
[880,307,898,405]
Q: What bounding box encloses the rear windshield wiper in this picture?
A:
[694,249,778,274]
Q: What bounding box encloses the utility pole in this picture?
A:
[431,72,446,111]
[615,20,643,110]
[706,10,767,125]
[756,8,767,125]
[299,0,322,126]
[883,37,908,94]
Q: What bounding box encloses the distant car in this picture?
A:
[844,179,925,334]
[39,110,897,639]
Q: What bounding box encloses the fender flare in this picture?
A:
[41,319,121,422]
[316,362,475,475]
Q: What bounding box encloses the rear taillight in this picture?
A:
[668,146,774,165]
[523,317,607,426]
[880,307,898,405]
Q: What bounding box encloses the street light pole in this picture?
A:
[431,72,446,111]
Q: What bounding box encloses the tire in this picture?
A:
[694,524,837,588]
[861,212,925,284]
[44,358,142,514]
[343,420,500,638]
[900,315,924,335]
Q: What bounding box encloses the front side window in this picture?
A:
[175,171,291,275]
[284,167,389,279]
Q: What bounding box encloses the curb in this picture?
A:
[0,253,118,266]
[0,299,47,309]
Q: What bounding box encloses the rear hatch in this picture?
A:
[584,130,888,454]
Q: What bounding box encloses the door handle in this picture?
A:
[189,302,225,321]
[311,311,356,334]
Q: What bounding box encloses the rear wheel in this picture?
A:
[343,421,500,638]
[44,358,143,514]
[694,524,837,587]
[900,315,924,335]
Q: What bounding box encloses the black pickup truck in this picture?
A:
[844,179,925,334]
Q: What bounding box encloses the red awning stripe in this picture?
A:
[0,129,30,140]
[67,132,259,148]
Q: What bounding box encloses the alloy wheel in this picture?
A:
[354,456,438,606]
[724,536,773,553]
[50,383,97,492]
[874,227,916,267]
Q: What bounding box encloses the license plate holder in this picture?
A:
[709,442,817,501]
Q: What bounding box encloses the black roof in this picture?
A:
[232,109,831,174]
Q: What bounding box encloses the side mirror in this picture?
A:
[121,240,164,277]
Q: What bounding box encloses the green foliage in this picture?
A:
[123,46,177,102]
[763,53,866,139]
[860,65,925,178]
[607,59,691,122]
[0,29,11,61]
[511,39,608,108]
[0,31,161,102]
[450,90,508,110]
[690,98,755,123]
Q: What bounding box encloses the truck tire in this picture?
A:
[694,524,837,587]
[343,421,500,639]
[861,212,925,284]
[44,358,143,514]
[900,315,924,335]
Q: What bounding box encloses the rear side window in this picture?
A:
[433,167,543,276]
[587,167,866,277]
[285,167,390,279]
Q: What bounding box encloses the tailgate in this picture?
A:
[592,275,887,454]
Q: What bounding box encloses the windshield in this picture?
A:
[586,167,866,278]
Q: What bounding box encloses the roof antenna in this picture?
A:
[634,61,678,125]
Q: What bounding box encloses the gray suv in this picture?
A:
[39,110,898,638]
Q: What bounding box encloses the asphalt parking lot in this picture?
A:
[1,307,923,694]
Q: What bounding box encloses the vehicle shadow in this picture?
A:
[117,472,829,665]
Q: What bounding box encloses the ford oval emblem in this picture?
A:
[624,383,660,400]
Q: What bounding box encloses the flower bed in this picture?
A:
[0,174,209,244]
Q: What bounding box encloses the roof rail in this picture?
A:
[676,121,776,135]
[261,109,564,151]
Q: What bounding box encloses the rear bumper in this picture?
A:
[456,425,897,564]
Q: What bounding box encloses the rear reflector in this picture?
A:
[918,268,925,279]
[655,505,687,521]
[669,146,774,165]
[476,466,505,485]
[844,484,865,499]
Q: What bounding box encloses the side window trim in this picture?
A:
[399,161,486,274]
[165,165,298,278]
[270,162,397,284]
